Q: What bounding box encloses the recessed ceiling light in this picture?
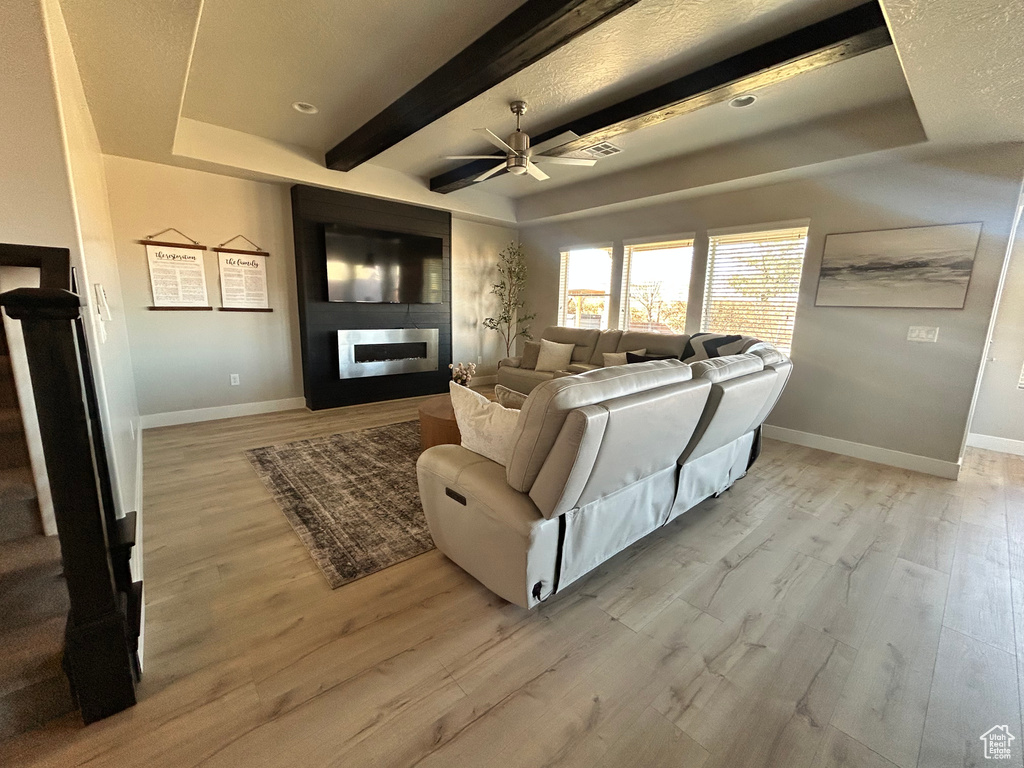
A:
[292,101,319,115]
[729,94,757,108]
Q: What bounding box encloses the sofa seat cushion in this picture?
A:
[496,366,560,395]
[567,362,600,374]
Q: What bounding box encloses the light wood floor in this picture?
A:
[1,395,1022,768]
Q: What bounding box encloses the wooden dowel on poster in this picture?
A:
[217,307,274,312]
[147,306,214,311]
[212,247,270,257]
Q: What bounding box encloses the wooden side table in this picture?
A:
[418,394,460,451]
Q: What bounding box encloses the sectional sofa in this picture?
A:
[417,343,792,608]
[497,326,764,394]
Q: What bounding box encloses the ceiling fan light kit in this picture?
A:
[445,100,597,184]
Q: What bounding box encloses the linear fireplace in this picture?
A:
[337,328,439,379]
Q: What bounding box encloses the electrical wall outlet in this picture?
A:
[477,355,483,364]
[230,374,240,386]
[907,326,939,343]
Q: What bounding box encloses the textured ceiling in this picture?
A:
[882,0,1024,143]
[182,0,529,153]
[182,0,866,155]
[54,0,1024,222]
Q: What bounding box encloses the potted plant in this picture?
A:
[483,242,536,358]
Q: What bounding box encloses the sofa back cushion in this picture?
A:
[616,331,690,358]
[681,332,763,362]
[679,354,777,463]
[506,359,694,493]
[589,329,622,365]
[542,326,600,363]
[528,377,712,518]
[748,346,793,425]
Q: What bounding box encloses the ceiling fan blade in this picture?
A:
[443,155,505,160]
[529,131,580,156]
[533,156,597,167]
[474,162,508,182]
[525,161,549,181]
[474,128,516,154]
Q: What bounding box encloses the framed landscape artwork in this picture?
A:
[815,222,982,308]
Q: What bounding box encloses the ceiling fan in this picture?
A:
[443,101,597,182]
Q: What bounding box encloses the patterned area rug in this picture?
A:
[245,420,432,588]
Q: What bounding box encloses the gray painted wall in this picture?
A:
[971,208,1024,444]
[104,155,303,417]
[1,0,141,519]
[451,218,518,378]
[520,144,1024,465]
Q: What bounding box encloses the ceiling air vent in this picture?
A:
[583,141,622,158]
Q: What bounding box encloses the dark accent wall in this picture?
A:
[291,185,452,410]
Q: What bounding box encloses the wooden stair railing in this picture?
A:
[0,244,140,725]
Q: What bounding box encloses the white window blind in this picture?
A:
[702,226,808,352]
[558,248,614,329]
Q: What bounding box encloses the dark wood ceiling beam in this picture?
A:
[324,0,640,172]
[431,1,892,194]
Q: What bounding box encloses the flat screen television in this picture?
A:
[325,223,444,304]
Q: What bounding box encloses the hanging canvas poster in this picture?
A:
[146,243,210,307]
[815,222,982,308]
[218,252,269,309]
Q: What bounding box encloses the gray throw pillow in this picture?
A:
[520,341,541,370]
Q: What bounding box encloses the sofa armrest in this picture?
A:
[498,356,522,369]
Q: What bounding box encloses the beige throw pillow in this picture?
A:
[603,348,646,367]
[520,341,541,370]
[448,382,519,466]
[494,384,528,410]
[535,339,574,372]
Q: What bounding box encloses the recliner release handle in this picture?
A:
[445,487,467,505]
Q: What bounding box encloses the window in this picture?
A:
[558,247,614,329]
[702,226,808,352]
[621,239,693,334]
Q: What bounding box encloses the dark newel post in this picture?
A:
[0,287,137,722]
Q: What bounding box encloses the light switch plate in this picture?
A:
[908,326,939,343]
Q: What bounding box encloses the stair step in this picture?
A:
[0,535,65,632]
[0,536,74,740]
[0,468,41,542]
[0,406,22,435]
[0,355,16,409]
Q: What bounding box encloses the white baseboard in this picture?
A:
[762,425,961,480]
[967,432,1024,456]
[140,397,306,429]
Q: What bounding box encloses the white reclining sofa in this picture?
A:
[417,347,792,608]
